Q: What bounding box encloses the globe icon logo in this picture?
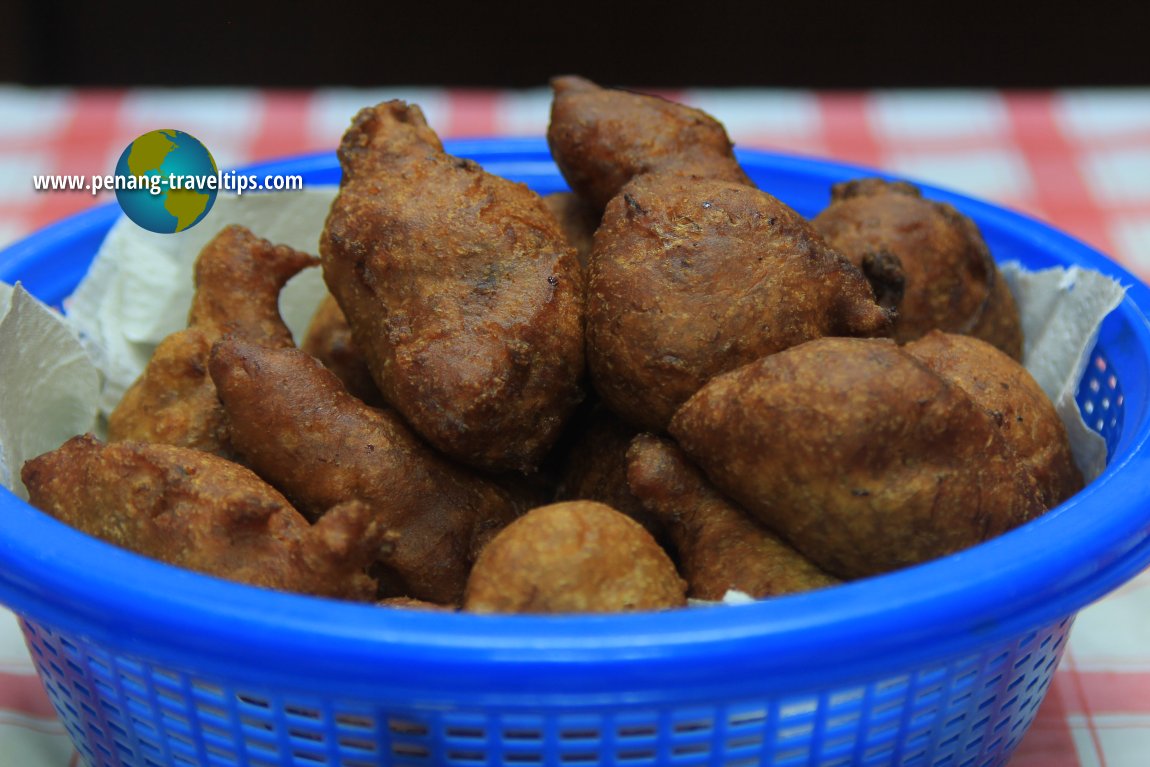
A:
[114,129,218,234]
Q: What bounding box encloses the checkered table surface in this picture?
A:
[0,86,1149,767]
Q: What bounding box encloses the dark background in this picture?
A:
[1,1,1146,88]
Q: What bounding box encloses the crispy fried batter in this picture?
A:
[587,173,893,430]
[108,225,317,454]
[302,293,384,406]
[185,225,317,342]
[107,329,224,451]
[547,75,753,212]
[553,405,664,541]
[626,434,839,600]
[812,178,1022,358]
[543,191,599,270]
[21,435,385,600]
[321,101,585,473]
[463,500,686,614]
[906,331,1083,507]
[208,336,526,605]
[669,337,1047,579]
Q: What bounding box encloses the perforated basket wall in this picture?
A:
[16,345,1124,767]
[22,614,1072,767]
[4,144,1148,767]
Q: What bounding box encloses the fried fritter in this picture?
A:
[321,101,585,473]
[547,75,753,212]
[906,331,1083,507]
[184,225,317,342]
[108,225,316,455]
[587,173,893,430]
[626,434,839,600]
[21,435,385,600]
[669,337,1047,579]
[301,293,383,406]
[107,329,224,452]
[543,191,599,271]
[463,501,686,614]
[553,405,663,540]
[208,336,526,605]
[812,178,1022,358]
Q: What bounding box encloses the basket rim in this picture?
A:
[1,139,1149,697]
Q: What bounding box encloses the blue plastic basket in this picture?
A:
[1,140,1149,767]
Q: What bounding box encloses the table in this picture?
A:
[1,86,1149,767]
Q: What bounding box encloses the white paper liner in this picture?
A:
[689,590,757,608]
[66,189,338,415]
[1000,263,1126,481]
[0,283,99,499]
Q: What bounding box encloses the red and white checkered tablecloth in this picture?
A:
[0,86,1149,767]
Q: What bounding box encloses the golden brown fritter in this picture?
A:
[972,268,1023,357]
[301,293,383,406]
[108,225,317,455]
[107,329,224,452]
[812,178,1022,358]
[208,336,526,605]
[626,434,839,600]
[669,337,1047,579]
[322,100,585,473]
[547,75,753,212]
[463,501,686,614]
[553,405,663,540]
[587,173,893,431]
[543,191,599,271]
[21,435,385,600]
[184,225,318,342]
[906,331,1083,507]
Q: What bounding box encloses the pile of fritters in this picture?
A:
[22,77,1083,614]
